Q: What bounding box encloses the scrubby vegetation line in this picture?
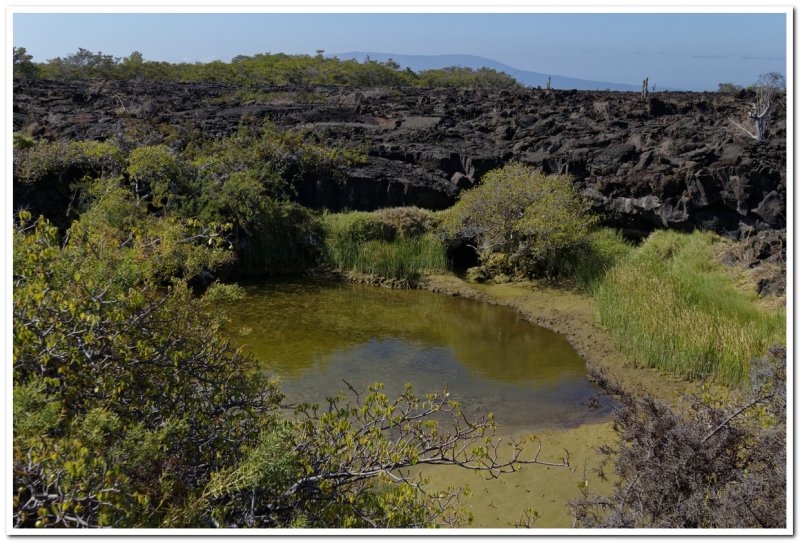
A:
[13,127,785,384]
[14,46,520,88]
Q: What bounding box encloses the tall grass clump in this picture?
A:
[595,230,785,384]
[323,209,448,281]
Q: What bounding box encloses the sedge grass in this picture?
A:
[323,211,448,281]
[594,230,784,384]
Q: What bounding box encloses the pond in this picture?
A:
[226,279,613,432]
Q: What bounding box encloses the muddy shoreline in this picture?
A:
[322,268,708,403]
[416,273,706,404]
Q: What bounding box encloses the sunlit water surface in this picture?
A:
[225,279,613,431]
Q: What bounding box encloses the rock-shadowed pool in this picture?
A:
[226,279,612,431]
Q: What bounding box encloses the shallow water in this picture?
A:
[226,279,613,432]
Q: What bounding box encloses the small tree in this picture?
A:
[13,46,38,78]
[730,72,785,141]
[120,51,144,79]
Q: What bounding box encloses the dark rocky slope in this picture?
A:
[14,79,786,251]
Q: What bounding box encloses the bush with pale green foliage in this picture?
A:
[126,144,191,207]
[379,206,442,238]
[14,139,125,183]
[441,163,596,278]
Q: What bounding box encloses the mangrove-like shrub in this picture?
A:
[126,144,192,207]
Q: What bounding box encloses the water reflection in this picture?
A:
[225,279,612,430]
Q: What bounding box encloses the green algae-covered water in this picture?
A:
[226,279,612,431]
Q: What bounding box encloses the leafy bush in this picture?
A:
[126,144,192,207]
[13,133,36,150]
[379,206,441,238]
[417,66,518,89]
[537,228,634,291]
[13,198,272,526]
[234,202,326,276]
[342,212,396,242]
[185,123,365,204]
[14,139,125,183]
[594,230,785,383]
[441,163,596,278]
[718,82,743,94]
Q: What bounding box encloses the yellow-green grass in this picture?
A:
[594,230,784,384]
[323,210,448,281]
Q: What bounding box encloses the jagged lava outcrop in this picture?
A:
[14,79,786,246]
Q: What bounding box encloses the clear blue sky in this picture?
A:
[13,12,787,91]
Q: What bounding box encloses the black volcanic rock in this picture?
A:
[14,79,786,247]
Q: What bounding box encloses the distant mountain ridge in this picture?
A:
[330,51,650,91]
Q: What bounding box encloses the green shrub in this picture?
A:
[214,170,269,229]
[348,214,396,242]
[417,66,518,88]
[234,202,325,276]
[14,139,125,183]
[718,82,743,94]
[13,133,36,150]
[323,211,392,241]
[126,144,191,207]
[534,228,634,291]
[186,123,365,200]
[441,163,596,279]
[13,209,274,527]
[594,230,785,383]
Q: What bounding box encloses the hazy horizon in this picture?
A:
[13,12,788,91]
